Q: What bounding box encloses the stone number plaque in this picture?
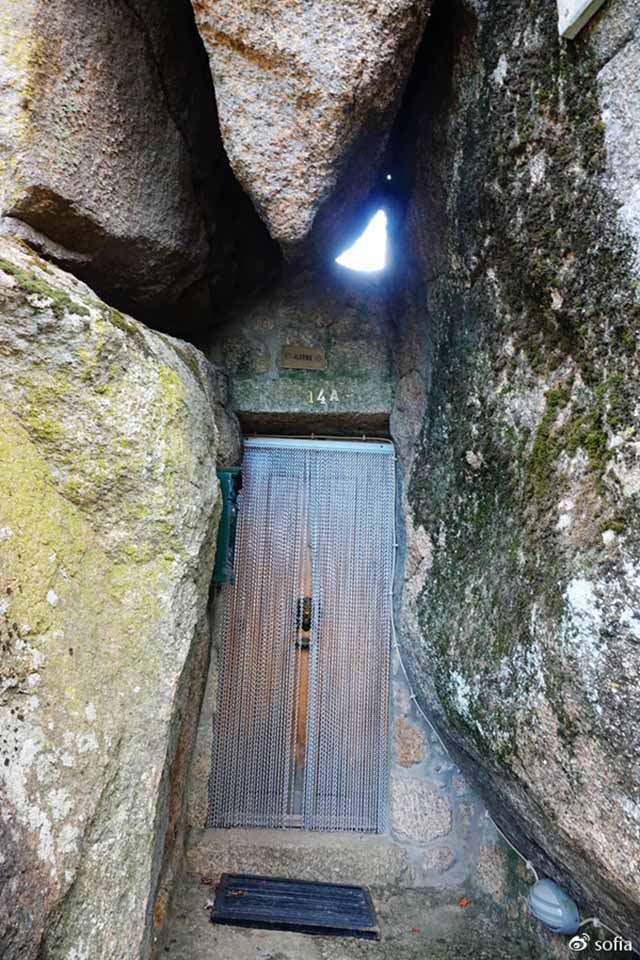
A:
[280,344,326,370]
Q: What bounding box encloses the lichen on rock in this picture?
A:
[0,238,220,959]
[398,0,640,944]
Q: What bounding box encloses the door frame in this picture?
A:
[208,434,398,833]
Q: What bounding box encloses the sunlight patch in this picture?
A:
[335,209,387,272]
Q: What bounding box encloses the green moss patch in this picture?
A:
[0,258,90,320]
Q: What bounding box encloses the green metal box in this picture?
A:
[213,468,242,584]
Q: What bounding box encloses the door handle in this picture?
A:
[297,596,312,633]
[296,596,312,648]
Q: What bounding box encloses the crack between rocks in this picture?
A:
[115,0,210,256]
[595,31,638,74]
[117,0,193,159]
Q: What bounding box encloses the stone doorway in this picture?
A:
[207,437,395,833]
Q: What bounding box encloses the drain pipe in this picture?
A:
[386,446,631,948]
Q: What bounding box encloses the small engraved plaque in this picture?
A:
[280,344,326,370]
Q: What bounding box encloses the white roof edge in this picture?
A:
[557,0,607,39]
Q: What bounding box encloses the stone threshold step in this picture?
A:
[187,827,415,894]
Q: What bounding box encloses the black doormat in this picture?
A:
[210,872,380,940]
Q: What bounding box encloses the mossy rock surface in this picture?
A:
[0,239,220,960]
[400,0,640,947]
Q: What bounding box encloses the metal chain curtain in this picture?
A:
[208,438,394,833]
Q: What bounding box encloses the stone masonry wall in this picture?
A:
[208,265,395,435]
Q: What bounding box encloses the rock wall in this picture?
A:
[0,0,210,308]
[399,0,640,944]
[0,238,221,959]
[191,0,431,252]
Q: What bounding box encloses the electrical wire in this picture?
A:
[579,918,626,939]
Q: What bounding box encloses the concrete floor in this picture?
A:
[159,829,567,960]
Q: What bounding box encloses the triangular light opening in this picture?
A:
[335,209,387,273]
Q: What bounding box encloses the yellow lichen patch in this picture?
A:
[158,364,185,412]
[156,364,190,490]
[0,400,174,707]
[22,374,73,445]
